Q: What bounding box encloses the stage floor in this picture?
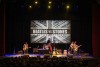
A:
[4,53,93,59]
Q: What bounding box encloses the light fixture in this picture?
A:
[49,1,52,4]
[66,5,70,9]
[29,5,32,8]
[35,1,38,4]
[48,5,51,9]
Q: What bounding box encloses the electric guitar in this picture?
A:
[74,45,82,51]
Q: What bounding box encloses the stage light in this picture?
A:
[48,5,51,9]
[35,1,38,4]
[29,5,32,8]
[66,5,70,9]
[49,1,52,4]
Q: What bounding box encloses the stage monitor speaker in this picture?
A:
[23,54,29,58]
[44,54,50,58]
[81,53,89,57]
[18,50,23,54]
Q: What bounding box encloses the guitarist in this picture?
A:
[73,41,81,55]
[23,42,29,54]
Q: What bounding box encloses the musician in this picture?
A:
[23,42,29,54]
[43,44,49,50]
[69,41,81,55]
[68,41,74,54]
[43,39,53,53]
[70,41,74,52]
[73,41,81,55]
[48,42,53,53]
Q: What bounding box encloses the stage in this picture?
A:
[4,53,93,59]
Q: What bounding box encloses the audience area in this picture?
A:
[0,56,100,67]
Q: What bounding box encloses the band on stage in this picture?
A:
[22,40,82,56]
